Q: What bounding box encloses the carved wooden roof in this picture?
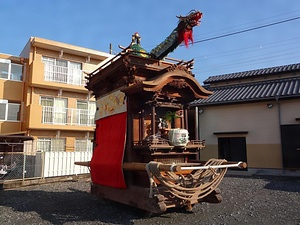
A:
[86,52,212,103]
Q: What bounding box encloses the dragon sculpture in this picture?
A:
[128,10,202,60]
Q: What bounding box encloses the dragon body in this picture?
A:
[149,10,202,60]
[128,10,202,60]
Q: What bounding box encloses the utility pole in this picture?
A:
[109,43,112,54]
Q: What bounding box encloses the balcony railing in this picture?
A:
[44,65,86,86]
[42,106,95,126]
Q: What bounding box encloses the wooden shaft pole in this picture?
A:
[75,161,247,171]
[122,161,247,172]
[181,162,246,171]
[190,160,248,169]
[122,162,181,172]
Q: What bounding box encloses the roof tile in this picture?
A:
[191,77,300,106]
[204,62,300,84]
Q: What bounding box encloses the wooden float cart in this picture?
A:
[75,49,247,213]
[75,11,247,214]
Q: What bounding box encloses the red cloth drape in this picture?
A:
[90,112,127,188]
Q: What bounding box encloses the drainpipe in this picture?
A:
[20,59,26,131]
[195,107,199,140]
[275,96,284,170]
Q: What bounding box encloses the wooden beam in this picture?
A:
[123,162,181,172]
[151,105,156,135]
[74,161,90,167]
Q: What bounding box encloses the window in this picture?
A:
[0,100,20,121]
[11,64,23,81]
[0,61,9,79]
[37,138,66,152]
[42,56,83,85]
[41,97,67,124]
[76,101,96,126]
[75,139,93,152]
[0,59,23,81]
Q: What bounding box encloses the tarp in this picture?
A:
[90,90,127,188]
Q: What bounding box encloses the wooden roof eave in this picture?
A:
[121,82,144,95]
[0,135,34,143]
[121,70,213,99]
[143,71,213,99]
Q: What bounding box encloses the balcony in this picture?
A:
[44,65,86,86]
[42,106,95,126]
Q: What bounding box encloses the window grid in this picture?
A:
[37,138,66,152]
[76,101,96,126]
[75,139,93,152]
[42,56,84,86]
[40,97,67,125]
[39,97,96,126]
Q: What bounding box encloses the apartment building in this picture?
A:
[0,53,24,134]
[1,37,112,154]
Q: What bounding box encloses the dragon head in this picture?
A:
[178,10,202,27]
[177,10,203,47]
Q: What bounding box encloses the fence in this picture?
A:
[42,151,91,177]
[0,141,92,183]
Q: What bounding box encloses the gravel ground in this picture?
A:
[0,175,299,225]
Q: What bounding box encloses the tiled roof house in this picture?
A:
[192,63,300,105]
[190,63,300,171]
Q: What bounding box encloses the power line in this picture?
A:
[171,13,300,79]
[187,16,300,45]
[185,16,300,77]
[194,39,300,62]
[196,55,300,78]
[192,40,300,77]
[194,9,300,38]
[194,36,300,59]
[194,50,300,77]
[197,49,300,72]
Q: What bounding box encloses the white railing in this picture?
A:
[42,106,95,126]
[44,65,86,86]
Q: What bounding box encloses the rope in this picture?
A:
[146,159,227,201]
[146,162,159,198]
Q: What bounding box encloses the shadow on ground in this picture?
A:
[225,174,300,193]
[261,176,300,193]
[0,187,144,225]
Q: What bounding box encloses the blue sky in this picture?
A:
[1,0,300,82]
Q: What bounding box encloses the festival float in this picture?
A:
[76,10,246,214]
